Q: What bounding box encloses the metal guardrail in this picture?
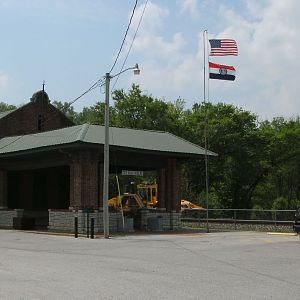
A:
[181,209,296,229]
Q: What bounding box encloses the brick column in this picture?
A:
[69,161,76,209]
[0,170,7,209]
[172,160,182,212]
[165,159,182,212]
[69,156,81,209]
[157,168,166,209]
[69,151,99,210]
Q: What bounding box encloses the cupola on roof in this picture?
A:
[30,90,50,104]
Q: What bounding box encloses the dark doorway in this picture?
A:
[7,166,70,210]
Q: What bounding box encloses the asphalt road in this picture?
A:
[0,230,299,300]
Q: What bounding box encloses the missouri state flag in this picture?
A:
[209,62,236,81]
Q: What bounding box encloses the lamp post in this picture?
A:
[103,64,140,239]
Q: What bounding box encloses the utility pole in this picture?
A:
[102,64,140,239]
[103,73,110,239]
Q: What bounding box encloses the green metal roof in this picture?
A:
[0,110,15,120]
[0,124,217,157]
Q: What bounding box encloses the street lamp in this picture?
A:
[103,64,140,239]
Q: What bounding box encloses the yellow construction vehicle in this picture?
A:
[108,182,157,212]
[180,199,205,218]
[137,182,158,208]
[181,199,205,211]
[108,182,204,213]
[108,193,144,212]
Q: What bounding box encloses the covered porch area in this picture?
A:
[0,124,216,233]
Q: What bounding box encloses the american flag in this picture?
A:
[209,39,238,56]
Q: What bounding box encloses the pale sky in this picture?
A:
[0,0,299,120]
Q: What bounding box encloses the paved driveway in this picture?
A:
[0,230,299,299]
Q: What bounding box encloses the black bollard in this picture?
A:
[74,216,78,238]
[90,218,94,239]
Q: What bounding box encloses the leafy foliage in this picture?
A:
[52,101,78,123]
[112,84,185,134]
[0,102,16,112]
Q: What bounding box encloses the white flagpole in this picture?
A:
[203,29,209,233]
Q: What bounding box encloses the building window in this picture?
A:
[37,114,45,131]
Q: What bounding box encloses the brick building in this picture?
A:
[0,90,216,233]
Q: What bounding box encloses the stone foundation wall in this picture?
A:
[15,210,49,227]
[49,209,181,233]
[48,210,123,233]
[48,210,77,232]
[0,210,17,228]
[0,209,181,232]
[0,209,49,229]
[138,209,181,231]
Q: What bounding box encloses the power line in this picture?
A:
[64,0,138,113]
[69,79,104,106]
[111,0,148,92]
[109,0,138,74]
[62,0,138,110]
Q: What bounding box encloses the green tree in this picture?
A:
[254,117,300,208]
[75,102,118,126]
[182,102,270,209]
[112,84,185,133]
[52,101,79,123]
[0,102,16,112]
